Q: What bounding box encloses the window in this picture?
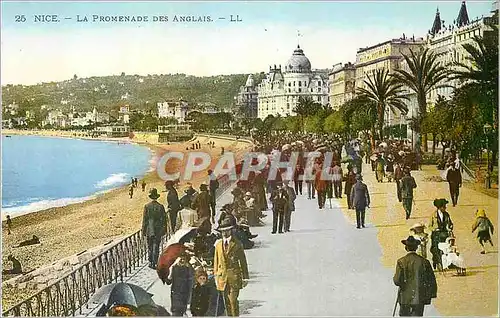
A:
[299,81,302,87]
[288,82,291,87]
[298,88,302,93]
[293,81,296,86]
[317,88,321,92]
[318,81,321,86]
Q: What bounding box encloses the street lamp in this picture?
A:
[483,123,492,189]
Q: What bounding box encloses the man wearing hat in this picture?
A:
[165,180,182,233]
[213,218,249,316]
[270,183,289,234]
[394,236,437,316]
[429,198,454,269]
[142,188,167,269]
[350,174,371,229]
[400,168,417,220]
[208,170,219,218]
[192,183,212,221]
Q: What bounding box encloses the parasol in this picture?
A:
[156,243,189,284]
[379,142,388,148]
[398,150,406,157]
[296,140,305,146]
[316,145,327,152]
[282,144,291,151]
[89,282,154,310]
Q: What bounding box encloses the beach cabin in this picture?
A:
[158,124,194,142]
[95,125,130,138]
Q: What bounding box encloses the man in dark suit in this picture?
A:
[350,174,370,229]
[213,218,249,316]
[400,168,417,220]
[208,169,219,222]
[446,165,462,206]
[394,236,437,316]
[270,183,289,234]
[165,180,182,233]
[142,188,167,269]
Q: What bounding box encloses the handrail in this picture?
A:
[2,172,237,317]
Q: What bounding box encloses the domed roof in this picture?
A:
[285,45,311,73]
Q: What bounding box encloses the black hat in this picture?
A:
[164,180,174,188]
[185,187,196,196]
[433,198,448,208]
[200,183,208,190]
[149,188,161,200]
[217,217,234,231]
[401,235,421,247]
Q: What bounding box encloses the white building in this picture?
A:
[425,1,495,104]
[157,99,189,122]
[257,45,330,120]
[235,74,258,117]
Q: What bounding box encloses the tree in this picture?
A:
[304,114,323,134]
[392,48,450,151]
[293,96,325,130]
[449,24,498,171]
[357,69,409,142]
[323,111,346,135]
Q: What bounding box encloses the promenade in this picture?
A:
[81,164,496,316]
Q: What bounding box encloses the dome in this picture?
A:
[285,45,312,73]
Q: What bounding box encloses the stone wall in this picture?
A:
[2,235,126,292]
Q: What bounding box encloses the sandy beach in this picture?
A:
[338,164,498,316]
[1,129,251,307]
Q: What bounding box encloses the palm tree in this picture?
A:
[357,69,409,143]
[449,24,498,171]
[392,48,450,151]
[293,96,324,131]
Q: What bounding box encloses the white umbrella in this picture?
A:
[296,140,305,145]
[398,150,406,156]
[379,142,388,148]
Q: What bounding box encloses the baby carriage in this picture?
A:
[437,234,466,276]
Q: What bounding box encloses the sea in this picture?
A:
[1,135,153,217]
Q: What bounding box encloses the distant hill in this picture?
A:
[1,72,266,114]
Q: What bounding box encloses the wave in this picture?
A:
[95,173,129,189]
[2,196,95,217]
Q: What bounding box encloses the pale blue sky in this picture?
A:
[1,1,493,84]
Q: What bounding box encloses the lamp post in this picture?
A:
[483,123,492,189]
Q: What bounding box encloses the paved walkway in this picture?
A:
[148,190,439,316]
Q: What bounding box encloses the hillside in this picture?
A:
[1,72,266,114]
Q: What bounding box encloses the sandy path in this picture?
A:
[337,164,498,316]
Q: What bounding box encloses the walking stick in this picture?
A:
[392,288,400,317]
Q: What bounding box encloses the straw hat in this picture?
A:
[410,223,426,230]
[217,217,235,231]
[476,209,486,218]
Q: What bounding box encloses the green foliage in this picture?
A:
[1,73,265,115]
[304,115,324,133]
[323,111,345,135]
[284,116,301,133]
[185,111,233,131]
[356,69,408,139]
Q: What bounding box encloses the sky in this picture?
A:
[1,1,494,85]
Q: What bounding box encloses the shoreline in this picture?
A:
[1,129,158,219]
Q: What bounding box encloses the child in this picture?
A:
[409,223,429,259]
[167,253,194,316]
[438,236,466,275]
[472,209,495,254]
[190,268,211,316]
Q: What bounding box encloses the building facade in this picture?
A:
[257,45,330,120]
[157,99,189,122]
[425,1,495,103]
[235,74,258,118]
[328,62,356,110]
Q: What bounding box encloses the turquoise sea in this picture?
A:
[1,135,153,216]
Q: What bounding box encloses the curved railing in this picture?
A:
[2,172,237,317]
